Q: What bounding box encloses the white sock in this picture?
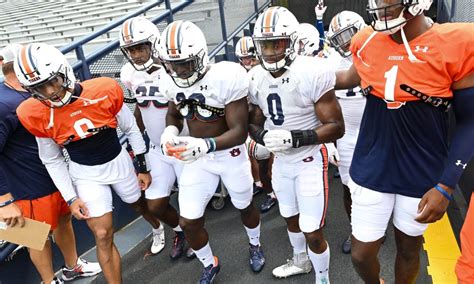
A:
[194,242,215,267]
[255,181,263,187]
[153,223,164,233]
[288,231,306,254]
[172,225,182,232]
[308,244,330,283]
[244,223,261,246]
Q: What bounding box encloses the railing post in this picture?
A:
[75,46,91,80]
[218,0,230,60]
[254,0,258,13]
[164,0,174,23]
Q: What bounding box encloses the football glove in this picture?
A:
[325,143,340,166]
[160,125,180,156]
[263,129,294,153]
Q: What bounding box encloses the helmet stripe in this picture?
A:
[263,7,276,33]
[168,21,182,55]
[19,45,35,79]
[241,37,247,54]
[122,19,132,42]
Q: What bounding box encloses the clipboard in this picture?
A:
[0,218,51,251]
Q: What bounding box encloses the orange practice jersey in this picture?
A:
[351,23,474,103]
[17,77,124,145]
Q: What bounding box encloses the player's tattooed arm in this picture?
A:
[313,89,345,143]
[335,64,361,90]
[248,103,267,145]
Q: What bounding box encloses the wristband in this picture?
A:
[434,184,453,201]
[290,130,318,148]
[135,153,151,173]
[67,196,78,206]
[0,199,15,208]
[205,138,217,153]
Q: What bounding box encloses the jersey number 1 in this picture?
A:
[384,65,398,101]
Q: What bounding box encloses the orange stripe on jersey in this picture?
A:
[168,21,180,55]
[19,46,34,79]
[263,8,276,33]
[319,144,329,228]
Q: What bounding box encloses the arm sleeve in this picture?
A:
[439,87,474,188]
[0,103,18,153]
[36,137,76,202]
[116,104,147,155]
[315,19,325,50]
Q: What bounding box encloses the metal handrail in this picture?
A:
[60,0,165,54]
[66,0,194,80]
[209,0,271,59]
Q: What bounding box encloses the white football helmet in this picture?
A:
[253,6,299,72]
[13,43,76,108]
[158,20,209,88]
[327,11,366,57]
[235,36,259,70]
[119,16,160,71]
[367,0,433,34]
[295,23,320,56]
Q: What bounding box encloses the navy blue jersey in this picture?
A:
[0,83,57,200]
[350,95,449,198]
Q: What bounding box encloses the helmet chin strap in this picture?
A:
[133,57,154,71]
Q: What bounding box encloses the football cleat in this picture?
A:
[272,252,312,278]
[249,244,265,272]
[198,256,220,284]
[253,183,263,196]
[61,258,101,281]
[151,227,165,254]
[170,231,186,259]
[260,194,277,213]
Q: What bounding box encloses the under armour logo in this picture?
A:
[200,85,208,91]
[283,139,291,144]
[456,160,467,169]
[414,46,429,53]
[282,78,289,84]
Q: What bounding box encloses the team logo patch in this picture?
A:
[230,148,241,157]
[302,156,314,163]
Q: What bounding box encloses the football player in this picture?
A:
[235,37,277,213]
[119,16,189,258]
[335,0,474,283]
[0,44,101,284]
[249,6,344,283]
[14,43,157,284]
[158,21,265,283]
[325,10,368,255]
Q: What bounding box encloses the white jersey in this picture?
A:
[161,61,249,113]
[120,63,169,146]
[249,56,336,163]
[325,48,363,100]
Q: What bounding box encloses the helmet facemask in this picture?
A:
[161,48,206,88]
[121,40,157,71]
[25,68,74,108]
[328,25,359,57]
[253,35,296,73]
